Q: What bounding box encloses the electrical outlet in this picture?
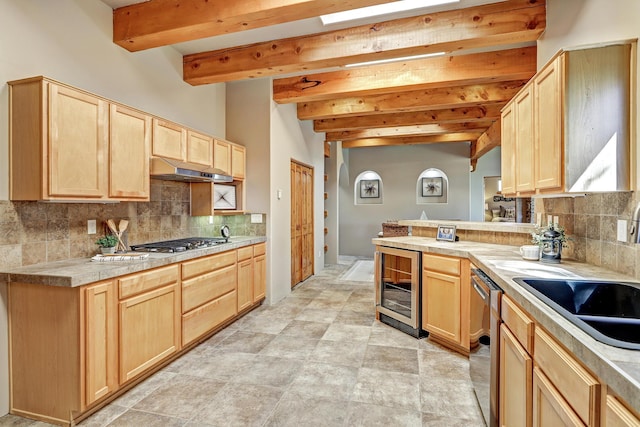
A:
[250,214,262,224]
[87,219,97,234]
[208,215,214,224]
[617,219,628,242]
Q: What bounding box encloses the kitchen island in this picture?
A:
[373,235,640,420]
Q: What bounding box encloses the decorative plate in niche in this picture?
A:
[214,184,236,210]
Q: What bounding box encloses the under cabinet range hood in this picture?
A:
[150,157,233,183]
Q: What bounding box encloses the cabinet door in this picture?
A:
[85,281,117,405]
[48,83,108,198]
[119,283,180,384]
[535,55,564,191]
[422,270,461,343]
[604,394,640,427]
[187,130,213,167]
[109,104,151,200]
[515,85,535,193]
[500,102,516,196]
[499,324,533,427]
[213,139,231,175]
[237,258,253,311]
[152,118,186,161]
[253,246,266,302]
[231,144,246,180]
[533,367,585,427]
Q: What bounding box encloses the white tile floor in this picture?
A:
[1,258,485,426]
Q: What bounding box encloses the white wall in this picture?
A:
[0,0,226,415]
[539,0,640,188]
[468,147,502,221]
[339,142,471,256]
[270,96,325,303]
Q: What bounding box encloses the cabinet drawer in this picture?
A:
[119,265,179,299]
[423,253,460,275]
[182,264,237,312]
[534,328,600,426]
[182,290,237,346]
[253,242,266,257]
[501,295,535,353]
[237,246,253,262]
[181,251,236,280]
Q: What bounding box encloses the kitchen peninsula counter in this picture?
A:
[0,236,266,287]
[373,235,640,414]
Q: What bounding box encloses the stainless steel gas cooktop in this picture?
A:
[130,237,229,253]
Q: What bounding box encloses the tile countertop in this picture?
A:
[0,236,267,288]
[373,236,640,413]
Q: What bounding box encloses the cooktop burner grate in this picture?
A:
[130,237,229,253]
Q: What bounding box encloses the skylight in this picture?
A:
[320,0,461,25]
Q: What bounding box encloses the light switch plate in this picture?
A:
[250,214,262,224]
[617,219,628,242]
[87,219,96,235]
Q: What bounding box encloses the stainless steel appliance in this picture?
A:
[469,267,502,427]
[374,246,424,337]
[130,237,229,253]
[150,157,233,183]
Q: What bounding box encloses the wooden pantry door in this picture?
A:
[291,160,314,287]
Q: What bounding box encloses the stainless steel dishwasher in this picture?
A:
[469,267,502,427]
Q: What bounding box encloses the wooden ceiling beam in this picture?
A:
[314,104,503,132]
[326,121,493,141]
[471,119,502,160]
[297,80,526,120]
[341,134,481,148]
[113,0,392,52]
[273,46,537,103]
[183,0,545,84]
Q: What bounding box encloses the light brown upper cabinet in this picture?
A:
[231,144,246,180]
[9,77,152,201]
[110,104,151,200]
[186,130,213,167]
[213,139,231,175]
[152,118,186,161]
[501,41,634,196]
[9,78,108,201]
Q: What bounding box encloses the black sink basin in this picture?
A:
[512,278,640,350]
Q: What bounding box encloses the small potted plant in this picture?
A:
[531,222,571,263]
[96,234,119,254]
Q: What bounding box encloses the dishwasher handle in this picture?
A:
[471,276,489,303]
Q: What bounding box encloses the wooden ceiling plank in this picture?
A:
[341,134,482,147]
[297,80,526,120]
[113,0,392,52]
[273,46,537,103]
[183,0,545,84]
[326,121,493,141]
[471,119,501,159]
[313,104,503,132]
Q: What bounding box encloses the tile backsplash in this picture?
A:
[0,180,266,269]
[534,192,639,278]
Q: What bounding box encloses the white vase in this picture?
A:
[100,247,116,255]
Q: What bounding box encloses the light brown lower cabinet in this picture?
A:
[533,367,585,427]
[8,243,266,426]
[499,323,533,427]
[85,281,118,405]
[253,243,267,302]
[9,281,115,425]
[495,295,640,427]
[237,246,254,311]
[604,393,640,427]
[421,253,470,355]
